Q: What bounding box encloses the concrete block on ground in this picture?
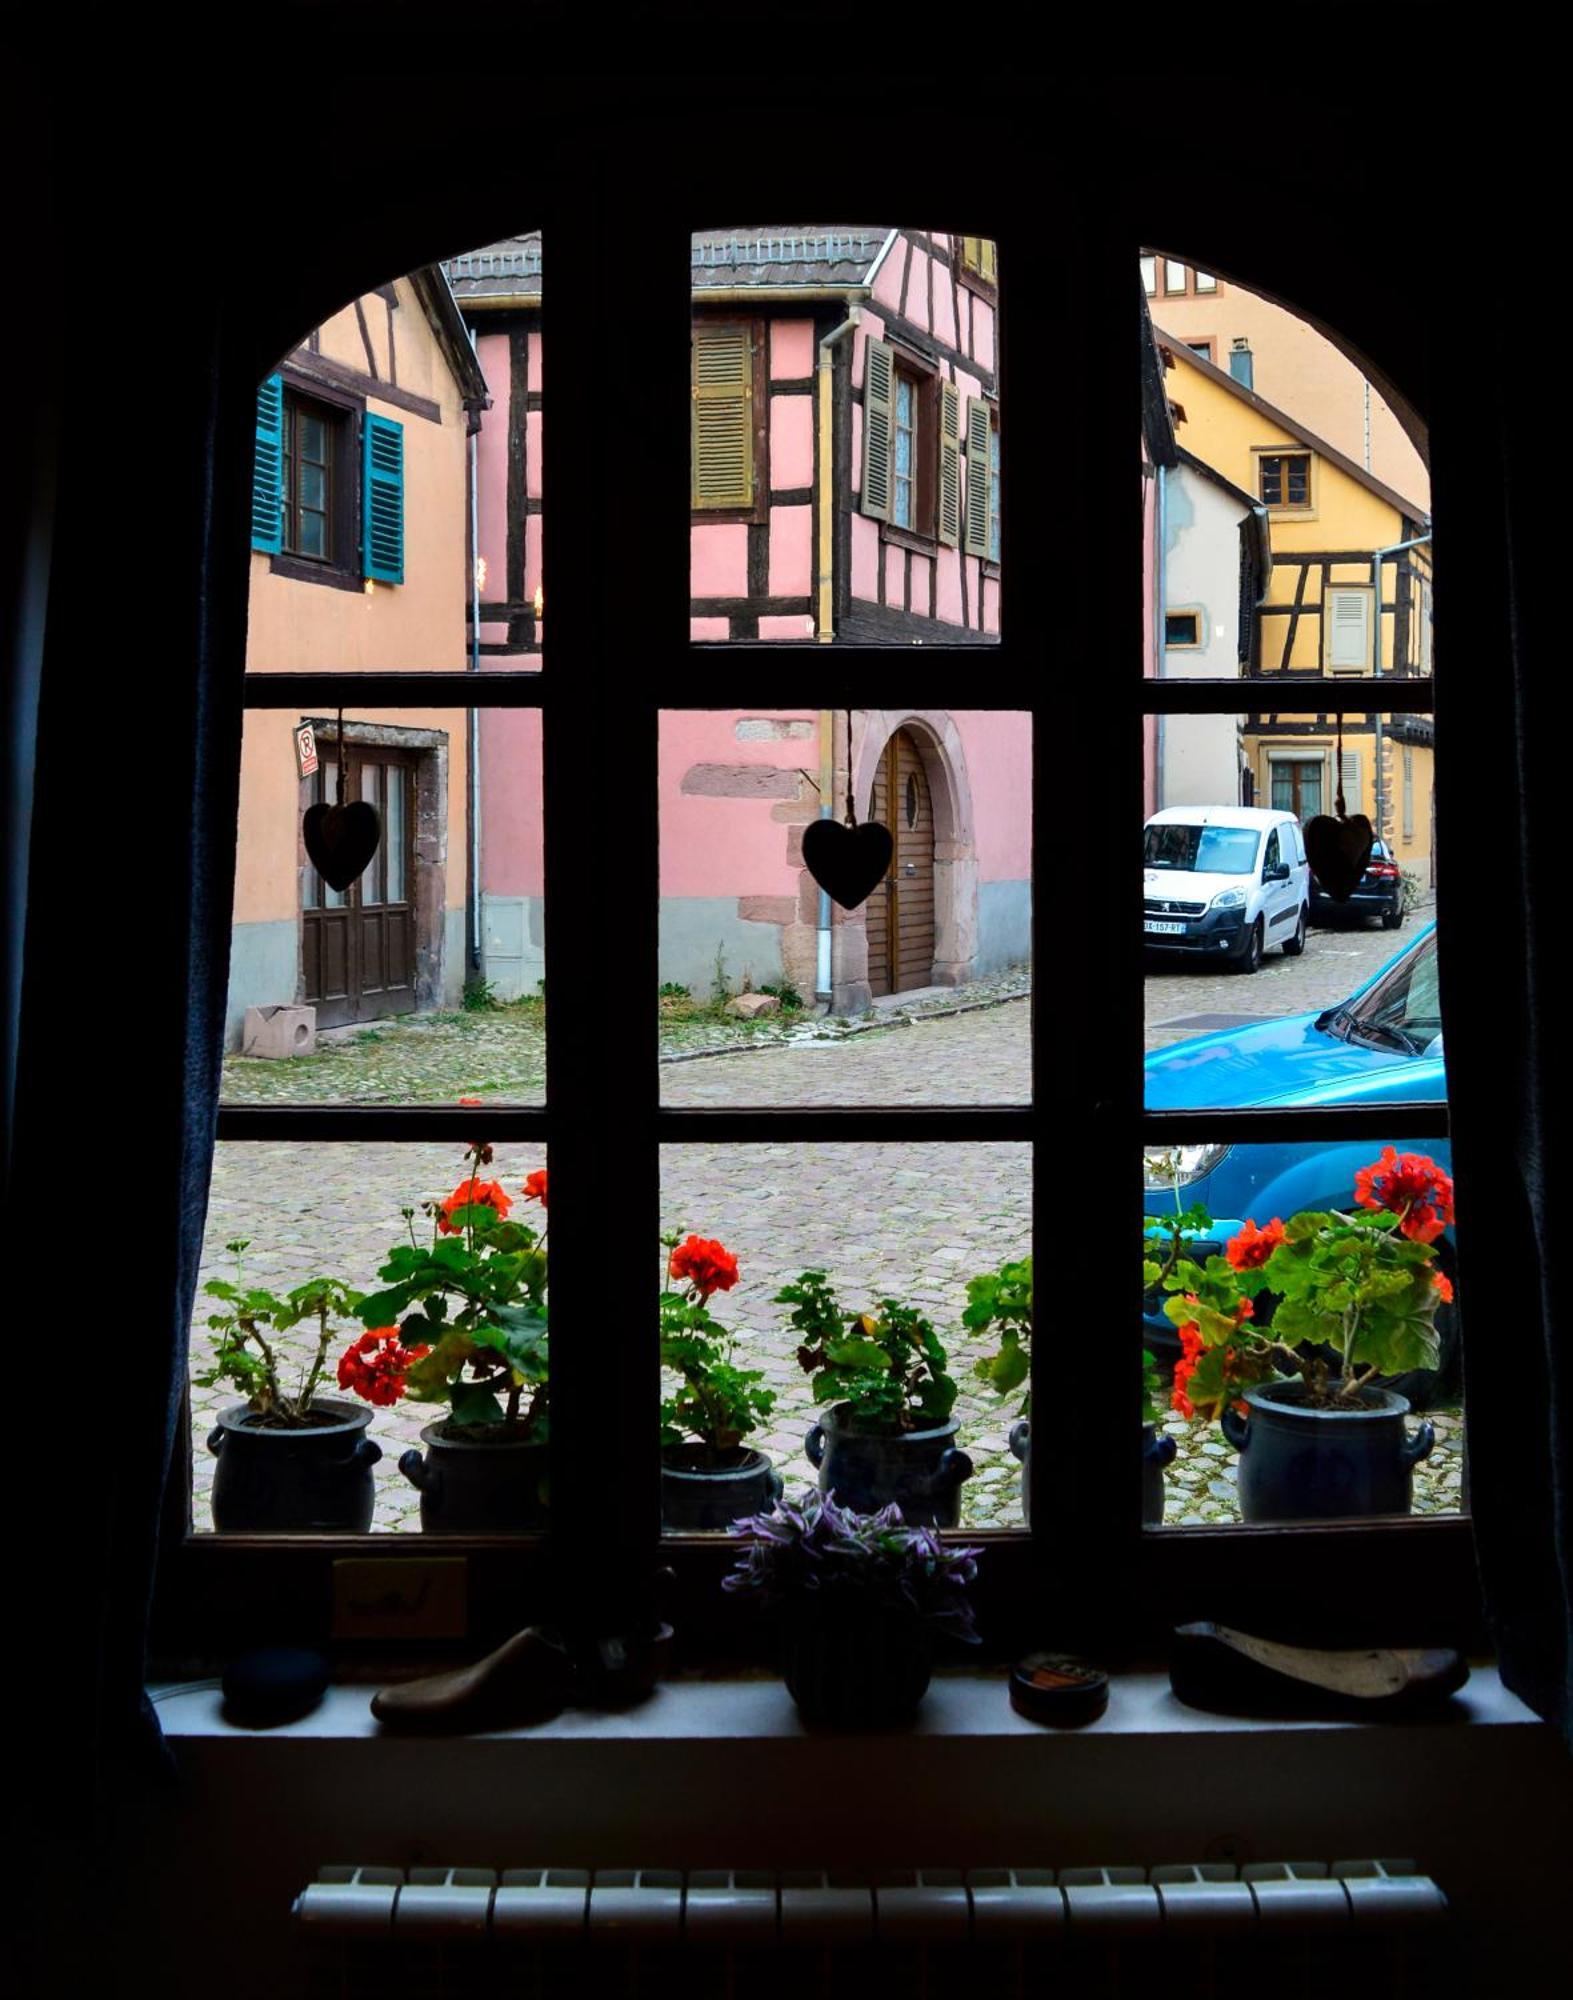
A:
[241,1004,316,1058]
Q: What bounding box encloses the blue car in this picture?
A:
[1142,922,1456,1403]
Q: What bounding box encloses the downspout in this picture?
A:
[467,370,483,979]
[814,306,863,1008]
[1154,462,1167,809]
[1368,529,1433,845]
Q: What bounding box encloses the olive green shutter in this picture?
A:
[691,322,754,508]
[937,379,961,547]
[860,337,895,521]
[963,397,992,556]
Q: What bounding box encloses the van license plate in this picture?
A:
[1144,920,1186,935]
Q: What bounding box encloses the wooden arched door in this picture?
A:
[865,728,936,997]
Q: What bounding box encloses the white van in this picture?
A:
[1142,805,1311,973]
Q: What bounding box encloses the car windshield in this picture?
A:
[1334,931,1443,1053]
[1144,823,1261,874]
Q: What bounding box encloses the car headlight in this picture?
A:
[1143,1143,1233,1190]
[1209,887,1246,911]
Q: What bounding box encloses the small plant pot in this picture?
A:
[804,1404,973,1528]
[207,1397,381,1533]
[659,1445,782,1533]
[1220,1379,1434,1523]
[780,1593,934,1728]
[1008,1419,1175,1527]
[398,1422,549,1533]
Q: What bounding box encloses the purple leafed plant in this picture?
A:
[723,1488,983,1643]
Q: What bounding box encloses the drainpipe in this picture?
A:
[1368,530,1433,847]
[467,363,483,978]
[813,305,864,1011]
[1154,461,1167,809]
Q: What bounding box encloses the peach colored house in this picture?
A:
[228,266,489,1046]
[450,228,1029,1008]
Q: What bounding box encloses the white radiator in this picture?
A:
[295,1858,1448,1999]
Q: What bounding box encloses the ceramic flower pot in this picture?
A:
[398,1422,549,1532]
[1008,1418,1175,1526]
[804,1404,974,1527]
[206,1397,380,1532]
[1220,1379,1435,1523]
[659,1445,782,1533]
[780,1593,934,1728]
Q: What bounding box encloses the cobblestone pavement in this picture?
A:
[195,897,1452,1532]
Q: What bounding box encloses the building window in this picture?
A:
[282,396,336,560]
[690,317,765,518]
[1165,609,1201,647]
[1140,254,1157,296]
[1194,269,1218,293]
[1260,451,1312,508]
[1184,339,1215,364]
[959,235,998,285]
[893,369,920,529]
[1164,257,1187,294]
[1270,753,1325,818]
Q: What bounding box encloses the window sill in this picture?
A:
[268,552,365,594]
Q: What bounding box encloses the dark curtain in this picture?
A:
[1442,305,1573,1745]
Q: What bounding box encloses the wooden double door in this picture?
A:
[302,747,417,1028]
[865,728,936,997]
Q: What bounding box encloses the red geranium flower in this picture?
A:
[1227,1217,1286,1271]
[522,1169,548,1209]
[337,1327,429,1407]
[669,1234,740,1298]
[1435,1270,1455,1305]
[1354,1147,1455,1244]
[437,1176,513,1235]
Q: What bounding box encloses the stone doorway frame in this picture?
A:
[831,709,979,1014]
[299,717,451,1017]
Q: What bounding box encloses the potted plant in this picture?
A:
[199,1240,383,1532]
[723,1488,982,1727]
[342,1146,549,1532]
[1162,1147,1452,1521]
[780,1271,973,1527]
[970,1254,1176,1525]
[659,1231,781,1531]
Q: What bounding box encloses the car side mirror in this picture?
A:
[1266,863,1289,882]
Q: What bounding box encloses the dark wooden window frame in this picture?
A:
[689,312,769,526]
[1259,449,1314,510]
[271,374,365,593]
[151,191,1471,1675]
[880,345,941,549]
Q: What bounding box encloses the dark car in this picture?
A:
[1309,835,1405,929]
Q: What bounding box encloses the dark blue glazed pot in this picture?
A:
[1008,1419,1175,1526]
[780,1594,933,1728]
[804,1405,973,1527]
[660,1446,783,1533]
[1220,1380,1434,1522]
[398,1423,549,1532]
[207,1397,380,1532]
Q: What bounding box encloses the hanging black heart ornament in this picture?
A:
[802,819,894,911]
[1303,812,1374,902]
[303,801,382,892]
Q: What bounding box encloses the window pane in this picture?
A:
[1164,258,1187,294]
[660,1143,1031,1535]
[191,1140,547,1536]
[1143,715,1437,1090]
[659,708,1031,1108]
[1140,254,1157,296]
[222,707,545,1106]
[1141,249,1431,540]
[444,230,546,673]
[1140,1138,1463,1528]
[691,226,1001,643]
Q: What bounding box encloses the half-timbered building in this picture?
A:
[228,266,489,1045]
[1151,329,1434,876]
[450,228,1028,1009]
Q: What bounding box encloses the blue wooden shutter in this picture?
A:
[362,413,405,583]
[251,374,283,554]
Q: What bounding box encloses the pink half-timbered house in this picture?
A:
[452,228,1030,1009]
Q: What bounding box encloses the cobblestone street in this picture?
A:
[193,899,1456,1536]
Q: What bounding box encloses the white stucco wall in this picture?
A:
[1158,464,1250,806]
